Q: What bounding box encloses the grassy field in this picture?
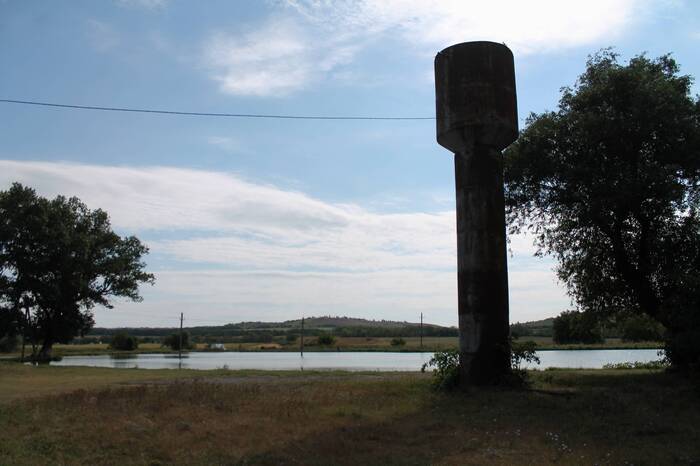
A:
[0,336,663,360]
[1,362,698,465]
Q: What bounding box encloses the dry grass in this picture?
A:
[0,362,315,403]
[1,363,699,465]
[0,362,209,403]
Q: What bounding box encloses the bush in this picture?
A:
[603,359,668,370]
[507,340,540,387]
[422,350,460,390]
[317,333,335,346]
[162,332,192,351]
[423,343,541,390]
[285,333,298,343]
[390,337,406,346]
[511,340,540,370]
[109,332,138,351]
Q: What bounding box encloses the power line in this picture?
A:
[0,99,435,121]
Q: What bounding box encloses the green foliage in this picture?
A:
[421,349,460,390]
[504,51,700,367]
[603,359,669,370]
[423,344,541,389]
[510,318,554,338]
[503,340,541,387]
[618,314,664,342]
[0,183,154,360]
[109,332,138,351]
[390,337,406,346]
[285,333,298,343]
[553,310,604,344]
[317,333,336,346]
[0,334,19,353]
[509,323,527,339]
[162,332,192,351]
[510,340,540,371]
[0,309,21,343]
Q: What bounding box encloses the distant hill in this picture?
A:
[87,316,458,342]
[85,315,557,343]
[510,318,554,337]
[265,316,443,329]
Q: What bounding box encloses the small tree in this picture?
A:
[162,332,191,351]
[109,332,138,351]
[317,333,335,346]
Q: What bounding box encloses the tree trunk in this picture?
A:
[36,340,53,362]
[20,334,26,363]
[596,217,661,319]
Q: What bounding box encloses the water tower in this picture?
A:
[434,41,518,385]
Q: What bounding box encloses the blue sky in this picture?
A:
[1,0,699,328]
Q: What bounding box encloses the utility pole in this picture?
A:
[300,316,305,357]
[420,312,423,351]
[178,312,183,365]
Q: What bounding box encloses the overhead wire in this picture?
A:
[3,99,435,328]
[0,99,435,121]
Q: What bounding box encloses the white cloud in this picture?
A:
[203,0,651,96]
[0,160,346,233]
[0,160,569,325]
[203,18,358,96]
[284,0,647,55]
[86,19,120,52]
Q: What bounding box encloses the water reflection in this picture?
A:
[109,353,138,360]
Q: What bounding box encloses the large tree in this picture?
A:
[0,183,154,360]
[504,51,700,367]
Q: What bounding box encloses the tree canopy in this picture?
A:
[0,183,154,359]
[504,50,700,367]
[552,310,604,345]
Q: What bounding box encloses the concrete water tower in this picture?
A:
[434,41,518,385]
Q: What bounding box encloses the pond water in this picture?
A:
[49,349,663,371]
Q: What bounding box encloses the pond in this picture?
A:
[49,349,664,371]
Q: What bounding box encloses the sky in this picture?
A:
[1,0,699,328]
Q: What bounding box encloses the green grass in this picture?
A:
[0,362,698,465]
